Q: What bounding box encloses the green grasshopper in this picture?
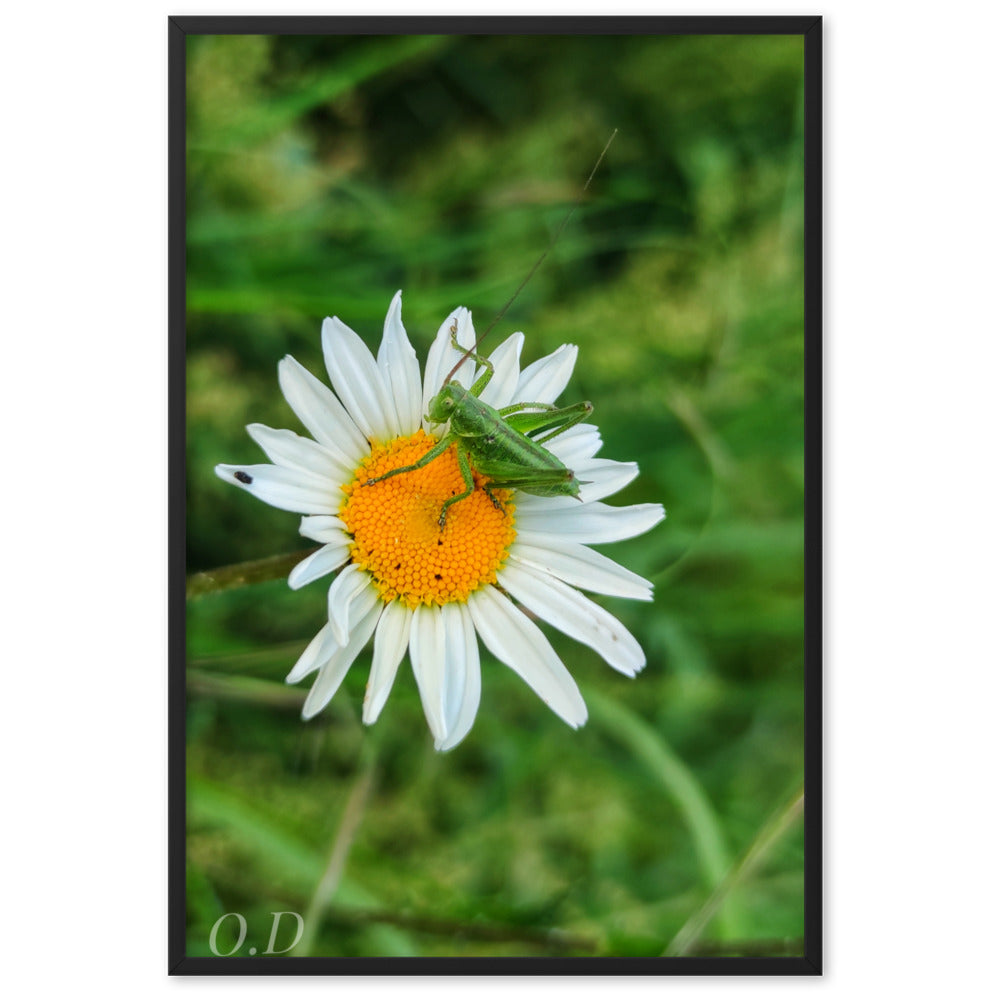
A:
[365,129,618,529]
[363,132,617,528]
[364,324,594,527]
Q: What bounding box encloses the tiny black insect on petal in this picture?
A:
[234,471,253,484]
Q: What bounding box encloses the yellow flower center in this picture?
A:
[340,430,516,609]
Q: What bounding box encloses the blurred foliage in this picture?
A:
[185,31,806,959]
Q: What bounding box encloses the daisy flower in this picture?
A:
[215,292,664,751]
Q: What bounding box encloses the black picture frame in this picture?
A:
[169,14,822,975]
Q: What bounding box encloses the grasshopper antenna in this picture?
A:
[443,129,618,385]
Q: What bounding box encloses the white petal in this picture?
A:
[448,308,478,391]
[436,603,481,752]
[246,423,354,484]
[214,463,336,515]
[515,459,639,511]
[286,623,337,684]
[499,561,645,676]
[287,542,350,590]
[322,316,397,441]
[298,515,349,545]
[423,308,463,403]
[509,541,653,602]
[477,332,523,409]
[514,343,578,404]
[515,502,666,545]
[301,601,382,720]
[363,600,411,725]
[423,308,477,430]
[327,563,375,646]
[545,423,603,465]
[409,605,448,742]
[439,602,469,741]
[467,586,587,728]
[277,356,367,465]
[377,291,423,433]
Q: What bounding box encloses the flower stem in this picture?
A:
[185,548,318,600]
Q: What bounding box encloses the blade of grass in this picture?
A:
[187,668,305,711]
[215,35,451,146]
[189,775,324,891]
[188,641,310,672]
[687,935,805,957]
[294,753,377,956]
[582,685,739,937]
[188,775,415,956]
[664,786,805,956]
[321,905,601,954]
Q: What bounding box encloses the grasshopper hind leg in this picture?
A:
[484,484,509,513]
[437,445,477,529]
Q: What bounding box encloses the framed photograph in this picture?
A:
[170,15,821,974]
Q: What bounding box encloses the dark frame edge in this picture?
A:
[167,15,189,977]
[169,956,820,976]
[167,15,821,36]
[802,14,823,977]
[167,14,823,975]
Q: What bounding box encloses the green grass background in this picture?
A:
[185,31,806,959]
